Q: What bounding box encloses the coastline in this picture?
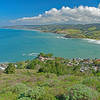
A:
[1,28,100,61]
[2,27,100,42]
[2,28,41,32]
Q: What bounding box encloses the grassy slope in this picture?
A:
[0,69,100,100]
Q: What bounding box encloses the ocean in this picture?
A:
[0,29,100,62]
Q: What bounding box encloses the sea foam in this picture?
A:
[22,52,39,56]
[56,36,68,40]
[83,39,100,44]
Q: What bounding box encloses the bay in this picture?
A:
[0,29,100,62]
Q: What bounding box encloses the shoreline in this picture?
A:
[2,28,41,32]
[2,27,100,43]
[0,28,100,63]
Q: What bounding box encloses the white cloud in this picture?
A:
[10,5,100,24]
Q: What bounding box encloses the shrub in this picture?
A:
[18,97,31,100]
[0,91,17,100]
[10,83,30,94]
[5,63,15,74]
[56,94,66,100]
[26,59,41,69]
[38,53,53,58]
[65,84,99,100]
[43,93,57,100]
[18,86,45,100]
[26,62,35,69]
[18,86,56,100]
[82,77,100,92]
[82,77,98,86]
[16,62,26,69]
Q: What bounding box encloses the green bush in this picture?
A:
[10,83,30,94]
[38,53,53,58]
[18,86,45,100]
[18,97,32,100]
[38,61,69,75]
[18,86,56,100]
[43,93,57,100]
[65,84,99,100]
[16,62,26,69]
[26,59,42,69]
[82,77,100,92]
[26,62,35,69]
[0,91,17,100]
[5,63,15,74]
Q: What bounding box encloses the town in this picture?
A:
[1,53,100,74]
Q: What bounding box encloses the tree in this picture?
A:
[39,53,45,57]
[38,53,53,58]
[5,63,15,74]
[45,53,53,58]
[26,62,35,69]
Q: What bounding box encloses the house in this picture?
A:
[96,59,100,62]
[92,66,98,72]
[0,64,8,70]
[0,66,5,70]
[38,55,54,61]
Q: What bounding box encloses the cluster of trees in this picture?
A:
[4,53,100,76]
[16,57,80,76]
[38,60,70,75]
[38,52,53,58]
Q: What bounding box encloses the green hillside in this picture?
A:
[4,23,100,40]
[0,53,100,100]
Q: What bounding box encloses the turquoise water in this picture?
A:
[0,29,100,62]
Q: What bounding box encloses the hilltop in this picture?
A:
[0,53,100,100]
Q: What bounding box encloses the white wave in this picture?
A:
[28,53,39,56]
[56,36,60,39]
[56,36,68,40]
[83,38,100,44]
[22,53,26,56]
[22,52,39,56]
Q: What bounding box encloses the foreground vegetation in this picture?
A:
[1,53,100,100]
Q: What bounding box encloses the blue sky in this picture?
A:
[0,0,100,26]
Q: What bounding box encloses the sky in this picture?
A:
[0,0,100,26]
